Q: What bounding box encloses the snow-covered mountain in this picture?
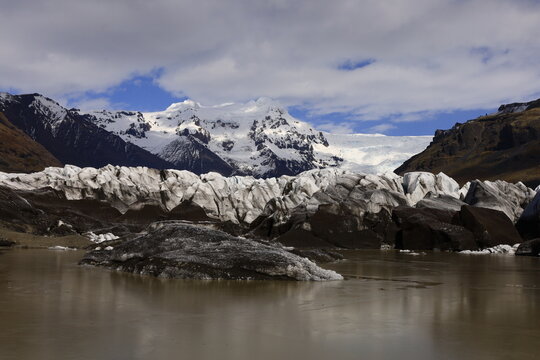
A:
[0,92,431,177]
[84,97,431,176]
[0,93,173,170]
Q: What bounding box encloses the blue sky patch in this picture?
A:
[290,106,493,136]
[68,69,186,112]
[338,58,376,71]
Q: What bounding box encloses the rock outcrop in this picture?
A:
[80,221,343,281]
[459,205,522,248]
[515,239,540,257]
[392,207,477,251]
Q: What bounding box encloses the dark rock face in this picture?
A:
[307,203,393,249]
[252,181,407,250]
[459,205,522,248]
[515,239,540,257]
[118,201,214,227]
[0,185,132,237]
[18,188,124,235]
[0,94,173,171]
[516,192,540,240]
[0,187,46,232]
[80,222,342,281]
[395,101,540,187]
[392,207,477,251]
[159,137,236,176]
[276,229,335,248]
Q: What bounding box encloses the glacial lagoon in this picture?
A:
[1,248,539,360]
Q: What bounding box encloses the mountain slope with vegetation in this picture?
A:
[395,99,540,187]
[0,112,62,173]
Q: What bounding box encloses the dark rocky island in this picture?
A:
[80,221,343,281]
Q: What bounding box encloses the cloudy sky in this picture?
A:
[1,0,540,135]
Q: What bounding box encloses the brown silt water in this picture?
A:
[1,248,539,360]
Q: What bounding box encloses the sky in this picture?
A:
[1,0,540,136]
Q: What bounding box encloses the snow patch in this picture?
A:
[86,232,119,243]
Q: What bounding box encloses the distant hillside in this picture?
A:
[395,99,540,187]
[0,112,62,173]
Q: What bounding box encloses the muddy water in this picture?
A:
[0,249,539,360]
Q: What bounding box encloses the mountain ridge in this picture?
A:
[0,92,431,177]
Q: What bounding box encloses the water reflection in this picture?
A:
[0,249,538,360]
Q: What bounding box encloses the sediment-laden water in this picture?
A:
[0,248,538,360]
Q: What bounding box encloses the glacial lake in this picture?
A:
[0,248,539,360]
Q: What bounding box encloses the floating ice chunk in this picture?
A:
[48,246,76,251]
[459,244,519,255]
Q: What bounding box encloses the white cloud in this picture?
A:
[1,0,540,122]
[316,122,356,134]
[68,97,114,112]
[366,123,397,134]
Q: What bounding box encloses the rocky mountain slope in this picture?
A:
[0,92,431,177]
[396,98,540,187]
[0,112,62,172]
[0,93,173,170]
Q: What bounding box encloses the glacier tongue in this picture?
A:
[0,165,535,225]
[0,165,349,224]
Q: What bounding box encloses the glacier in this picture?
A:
[0,165,534,225]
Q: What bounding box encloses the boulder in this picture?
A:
[463,180,535,222]
[392,206,477,251]
[516,191,540,240]
[515,239,540,257]
[80,221,343,281]
[459,205,522,248]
